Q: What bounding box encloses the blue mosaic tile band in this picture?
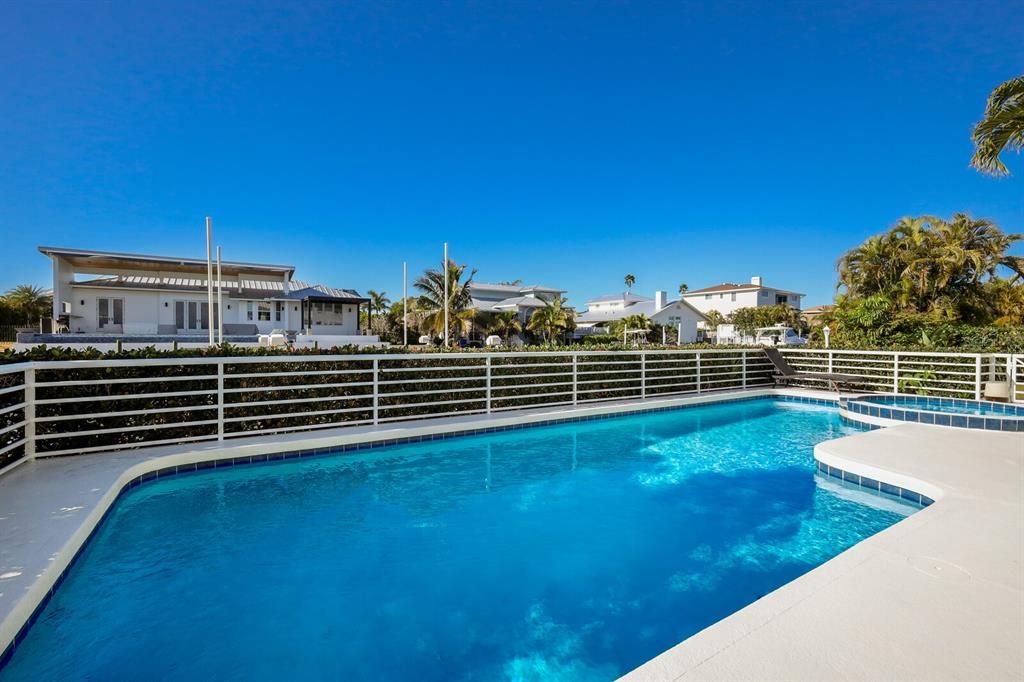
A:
[816,459,934,508]
[844,396,1022,432]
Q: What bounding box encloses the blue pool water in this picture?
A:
[1,399,915,681]
[860,395,1024,416]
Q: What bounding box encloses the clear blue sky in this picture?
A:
[1,1,1021,307]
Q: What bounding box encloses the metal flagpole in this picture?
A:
[216,246,224,344]
[206,217,214,346]
[443,242,449,349]
[403,261,408,346]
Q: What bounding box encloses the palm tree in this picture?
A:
[4,285,50,324]
[414,261,478,343]
[624,274,635,291]
[366,290,390,331]
[487,311,523,343]
[678,283,688,295]
[612,314,651,343]
[526,296,575,344]
[971,75,1024,176]
[835,212,1022,323]
[703,309,726,338]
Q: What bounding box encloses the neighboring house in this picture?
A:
[681,276,804,317]
[575,290,706,343]
[468,282,566,322]
[40,246,369,337]
[801,304,833,325]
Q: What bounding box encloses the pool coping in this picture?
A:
[1,388,1020,680]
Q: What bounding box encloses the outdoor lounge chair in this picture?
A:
[762,347,859,392]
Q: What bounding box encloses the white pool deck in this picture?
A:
[0,387,1021,680]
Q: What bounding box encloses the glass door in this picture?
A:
[176,301,209,331]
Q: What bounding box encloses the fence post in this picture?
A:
[216,360,224,441]
[640,352,647,400]
[827,350,834,375]
[372,358,379,425]
[741,351,747,389]
[892,352,900,394]
[485,356,492,413]
[24,365,35,458]
[696,353,702,394]
[974,355,982,401]
[572,354,578,405]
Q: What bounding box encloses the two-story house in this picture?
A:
[681,276,804,317]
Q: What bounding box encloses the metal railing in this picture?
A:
[778,348,1017,400]
[0,348,1019,474]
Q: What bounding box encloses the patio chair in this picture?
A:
[762,347,859,392]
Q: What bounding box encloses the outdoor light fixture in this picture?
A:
[79,300,84,306]
[164,302,168,307]
[823,325,831,349]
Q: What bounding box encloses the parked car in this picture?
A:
[754,325,807,346]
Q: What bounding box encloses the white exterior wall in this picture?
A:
[683,288,803,317]
[650,302,703,343]
[66,287,162,334]
[66,286,312,335]
[64,287,362,336]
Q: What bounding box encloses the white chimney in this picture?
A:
[654,290,667,310]
[751,276,763,286]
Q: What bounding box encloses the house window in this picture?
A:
[246,302,271,321]
[776,295,789,305]
[275,302,284,322]
[731,293,737,302]
[705,294,712,300]
[97,298,124,329]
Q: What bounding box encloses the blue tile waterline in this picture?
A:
[0,395,913,675]
[845,395,1023,431]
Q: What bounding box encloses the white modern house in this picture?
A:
[575,290,706,342]
[468,282,566,321]
[38,246,370,341]
[681,276,804,316]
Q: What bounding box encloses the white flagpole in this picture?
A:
[216,246,224,345]
[403,261,408,346]
[443,242,449,349]
[206,217,214,345]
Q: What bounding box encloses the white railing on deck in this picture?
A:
[778,348,1019,401]
[0,349,1019,472]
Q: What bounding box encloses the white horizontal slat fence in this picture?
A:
[0,349,1017,472]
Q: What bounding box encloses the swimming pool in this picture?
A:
[0,398,916,681]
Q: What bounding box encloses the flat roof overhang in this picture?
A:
[39,246,295,278]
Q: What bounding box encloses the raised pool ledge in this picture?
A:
[623,422,1023,682]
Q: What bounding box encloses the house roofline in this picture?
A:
[39,246,296,277]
